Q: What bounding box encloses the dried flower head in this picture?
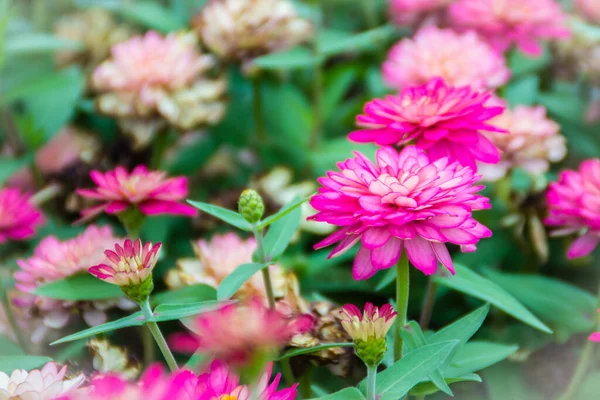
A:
[350,78,506,170]
[310,146,491,280]
[0,188,44,244]
[545,159,600,259]
[389,0,452,26]
[89,338,141,380]
[0,362,84,399]
[449,0,570,56]
[383,26,510,91]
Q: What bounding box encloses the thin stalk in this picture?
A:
[252,76,266,145]
[150,131,171,170]
[309,2,323,150]
[394,253,409,362]
[419,277,438,330]
[252,228,275,309]
[0,285,28,352]
[366,365,378,400]
[280,358,295,387]
[139,300,178,371]
[141,325,155,366]
[299,367,312,399]
[362,0,378,29]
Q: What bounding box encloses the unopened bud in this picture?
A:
[238,189,265,224]
[120,275,154,304]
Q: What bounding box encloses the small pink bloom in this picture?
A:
[0,188,44,244]
[576,0,600,25]
[35,126,99,175]
[545,159,600,259]
[309,146,492,280]
[350,78,506,170]
[449,0,570,56]
[382,26,510,91]
[77,165,197,221]
[389,0,451,26]
[339,303,397,342]
[169,298,314,365]
[196,360,249,400]
[0,362,84,399]
[90,239,161,286]
[590,332,600,342]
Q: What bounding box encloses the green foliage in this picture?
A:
[262,199,302,259]
[33,274,123,301]
[187,201,254,231]
[217,263,270,300]
[0,356,52,373]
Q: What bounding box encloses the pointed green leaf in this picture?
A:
[152,301,224,322]
[376,267,396,291]
[277,342,354,360]
[430,304,490,347]
[410,374,481,397]
[0,335,24,356]
[263,198,302,260]
[5,33,83,56]
[187,200,253,231]
[0,355,53,372]
[117,1,185,32]
[253,47,323,70]
[255,196,311,230]
[434,264,552,333]
[445,341,519,377]
[51,312,145,345]
[152,284,217,306]
[319,25,397,56]
[217,263,270,300]
[308,388,366,400]
[33,274,123,301]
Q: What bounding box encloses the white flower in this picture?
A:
[0,362,84,400]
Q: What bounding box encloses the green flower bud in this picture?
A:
[121,275,154,304]
[354,338,386,368]
[238,189,265,224]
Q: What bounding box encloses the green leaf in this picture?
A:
[0,154,33,186]
[33,274,123,301]
[484,364,543,400]
[263,198,302,260]
[309,388,366,400]
[253,47,323,70]
[4,33,83,56]
[482,269,597,334]
[508,45,550,76]
[0,356,52,372]
[324,67,358,119]
[255,196,311,229]
[217,263,270,301]
[429,304,490,347]
[434,264,552,333]
[51,312,145,345]
[152,301,223,322]
[187,200,253,231]
[152,284,217,306]
[319,25,397,56]
[445,341,519,377]
[117,1,185,32]
[0,335,24,356]
[410,374,482,397]
[505,75,539,107]
[375,267,396,291]
[278,342,354,360]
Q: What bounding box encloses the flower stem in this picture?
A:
[299,367,312,399]
[419,277,438,330]
[141,325,156,367]
[139,300,178,371]
[309,2,323,150]
[362,0,378,29]
[252,75,266,145]
[252,228,276,309]
[366,365,378,400]
[280,358,295,387]
[0,285,28,353]
[394,253,409,362]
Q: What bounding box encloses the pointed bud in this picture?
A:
[238,189,265,224]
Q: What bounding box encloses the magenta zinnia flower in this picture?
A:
[382,26,510,91]
[0,188,44,244]
[545,159,600,259]
[309,146,492,279]
[349,78,506,170]
[449,0,570,56]
[77,165,197,221]
[339,303,397,342]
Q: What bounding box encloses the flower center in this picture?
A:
[218,395,238,400]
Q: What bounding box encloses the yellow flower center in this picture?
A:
[218,396,238,400]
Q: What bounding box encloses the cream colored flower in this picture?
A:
[89,338,141,380]
[0,362,84,400]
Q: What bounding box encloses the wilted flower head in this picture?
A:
[0,188,44,244]
[545,159,600,259]
[350,78,506,170]
[0,362,84,400]
[166,233,289,300]
[449,0,570,56]
[389,0,451,26]
[193,0,312,65]
[479,104,567,181]
[382,26,510,91]
[576,0,600,25]
[310,146,492,280]
[35,126,100,175]
[170,298,313,364]
[92,31,226,146]
[77,165,197,221]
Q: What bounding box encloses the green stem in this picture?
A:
[309,2,323,150]
[394,253,409,362]
[419,277,438,330]
[150,130,171,170]
[252,75,266,145]
[362,0,378,29]
[299,367,312,399]
[139,300,178,371]
[0,286,28,353]
[252,228,276,309]
[141,325,155,367]
[280,358,295,387]
[366,365,378,400]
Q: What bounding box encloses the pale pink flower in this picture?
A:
[545,159,600,259]
[382,26,510,91]
[309,146,492,280]
[35,126,99,175]
[169,298,314,364]
[576,0,600,25]
[389,0,451,26]
[0,362,84,400]
[479,104,567,181]
[339,303,397,342]
[349,78,506,170]
[0,188,44,244]
[77,165,197,221]
[449,0,570,56]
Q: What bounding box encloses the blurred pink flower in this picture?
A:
[77,165,197,221]
[339,303,397,342]
[382,26,510,91]
[35,126,99,175]
[545,159,600,259]
[169,298,314,364]
[478,104,567,181]
[590,332,600,342]
[349,78,506,170]
[576,0,600,24]
[389,0,451,26]
[90,239,161,286]
[0,188,44,244]
[0,362,84,400]
[309,146,491,279]
[448,0,570,56]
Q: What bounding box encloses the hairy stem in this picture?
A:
[366,365,378,400]
[140,300,178,371]
[394,253,409,362]
[253,228,275,309]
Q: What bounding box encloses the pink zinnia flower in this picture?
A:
[309,146,492,280]
[576,0,600,24]
[448,0,570,56]
[382,26,510,91]
[388,0,451,26]
[0,188,44,244]
[0,362,84,400]
[169,298,314,364]
[349,78,506,170]
[90,239,161,286]
[339,303,397,342]
[77,165,197,221]
[545,159,600,259]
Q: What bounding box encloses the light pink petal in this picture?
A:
[567,234,600,259]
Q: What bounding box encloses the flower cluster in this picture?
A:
[0,188,44,244]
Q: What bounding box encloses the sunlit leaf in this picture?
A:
[187,201,253,231]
